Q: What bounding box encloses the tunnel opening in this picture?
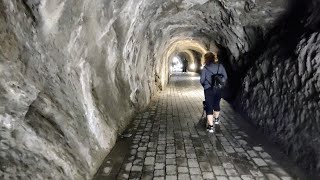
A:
[169,56,183,73]
[162,38,208,86]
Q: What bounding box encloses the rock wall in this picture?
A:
[236,0,320,175]
[0,0,307,179]
[0,0,155,179]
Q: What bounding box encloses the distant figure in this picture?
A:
[182,58,188,72]
[200,52,228,133]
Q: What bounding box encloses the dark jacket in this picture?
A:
[200,63,228,90]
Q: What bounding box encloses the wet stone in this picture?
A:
[139,142,148,147]
[131,145,139,149]
[186,153,197,159]
[252,158,268,167]
[188,159,200,168]
[191,175,204,180]
[229,177,241,180]
[216,176,229,180]
[131,165,143,171]
[130,149,137,155]
[189,167,201,175]
[241,175,255,180]
[125,163,133,171]
[137,152,146,159]
[103,167,111,175]
[223,145,235,153]
[272,167,289,176]
[93,74,299,180]
[143,165,154,172]
[264,159,278,166]
[148,142,155,148]
[146,151,156,156]
[118,173,129,179]
[280,177,293,180]
[199,162,212,172]
[202,172,214,179]
[225,168,238,176]
[238,140,248,146]
[133,159,143,165]
[167,148,176,154]
[166,165,177,175]
[157,145,166,151]
[253,147,263,152]
[141,172,153,180]
[176,150,186,157]
[266,173,281,180]
[128,156,135,161]
[153,177,165,180]
[212,166,226,176]
[234,147,245,153]
[166,154,176,158]
[221,141,230,146]
[178,167,189,173]
[250,170,264,177]
[144,157,155,165]
[154,170,165,177]
[129,171,142,179]
[247,150,258,157]
[222,163,234,169]
[260,166,270,172]
[259,152,272,159]
[155,163,165,170]
[178,174,190,180]
[177,158,188,167]
[156,155,166,163]
[166,158,177,165]
[166,175,178,180]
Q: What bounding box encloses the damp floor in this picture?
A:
[93,72,309,180]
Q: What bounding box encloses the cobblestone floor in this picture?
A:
[94,73,306,180]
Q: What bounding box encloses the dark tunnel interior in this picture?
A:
[0,0,319,179]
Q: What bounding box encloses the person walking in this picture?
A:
[200,52,228,133]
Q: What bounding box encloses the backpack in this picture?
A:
[205,65,226,89]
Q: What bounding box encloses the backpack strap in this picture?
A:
[204,66,213,74]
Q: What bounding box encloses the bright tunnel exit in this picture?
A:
[189,63,196,71]
[170,56,183,72]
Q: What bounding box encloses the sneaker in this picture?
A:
[207,125,214,133]
[215,117,220,125]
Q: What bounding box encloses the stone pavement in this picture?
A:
[94,73,306,180]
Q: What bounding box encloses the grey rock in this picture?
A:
[236,1,320,174]
[0,0,318,179]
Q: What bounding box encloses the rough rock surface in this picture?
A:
[0,0,145,179]
[1,0,318,179]
[236,0,320,175]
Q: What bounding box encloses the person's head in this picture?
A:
[204,52,218,65]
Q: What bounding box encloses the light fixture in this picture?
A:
[190,64,196,70]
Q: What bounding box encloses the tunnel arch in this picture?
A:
[158,38,210,87]
[1,0,320,179]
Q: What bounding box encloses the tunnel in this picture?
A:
[0,0,319,179]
